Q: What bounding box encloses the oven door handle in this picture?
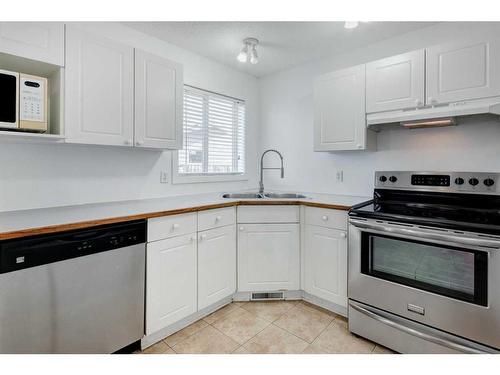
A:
[349,218,500,249]
[349,301,496,354]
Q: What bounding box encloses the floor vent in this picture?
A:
[251,292,284,301]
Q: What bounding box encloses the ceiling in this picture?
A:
[125,22,437,77]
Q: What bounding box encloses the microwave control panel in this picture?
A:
[20,74,47,123]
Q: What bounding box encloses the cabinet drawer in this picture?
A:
[198,207,236,231]
[148,213,197,242]
[304,207,347,230]
[237,205,300,223]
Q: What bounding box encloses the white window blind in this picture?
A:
[178,86,245,175]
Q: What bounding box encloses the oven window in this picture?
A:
[361,233,488,306]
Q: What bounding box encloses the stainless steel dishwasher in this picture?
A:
[0,220,146,353]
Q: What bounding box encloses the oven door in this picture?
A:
[348,218,500,350]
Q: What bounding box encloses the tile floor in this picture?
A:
[137,300,396,354]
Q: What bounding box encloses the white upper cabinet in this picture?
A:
[426,39,500,105]
[135,49,183,149]
[198,225,236,310]
[366,50,425,112]
[65,26,134,146]
[304,225,347,308]
[0,22,64,66]
[314,64,372,151]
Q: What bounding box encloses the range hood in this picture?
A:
[366,97,500,127]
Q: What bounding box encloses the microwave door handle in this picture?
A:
[349,219,500,249]
[349,301,495,354]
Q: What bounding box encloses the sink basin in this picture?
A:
[264,193,308,199]
[222,193,264,199]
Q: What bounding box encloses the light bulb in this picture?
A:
[344,21,359,29]
[250,46,258,64]
[237,44,248,62]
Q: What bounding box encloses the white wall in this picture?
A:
[0,22,259,211]
[258,22,500,197]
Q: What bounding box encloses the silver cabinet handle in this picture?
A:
[349,218,500,249]
[349,301,493,354]
[340,232,346,238]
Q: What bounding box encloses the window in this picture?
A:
[175,86,246,182]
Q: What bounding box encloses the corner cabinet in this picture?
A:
[313,64,375,151]
[426,38,500,105]
[65,26,135,146]
[0,22,64,66]
[237,223,300,292]
[366,50,425,112]
[135,49,183,149]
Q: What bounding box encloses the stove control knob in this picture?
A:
[484,178,495,187]
[454,177,465,185]
[389,176,398,183]
[379,175,387,182]
[469,178,479,186]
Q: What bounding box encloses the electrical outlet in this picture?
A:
[160,171,168,184]
[336,170,344,183]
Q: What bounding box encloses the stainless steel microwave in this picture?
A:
[0,69,48,132]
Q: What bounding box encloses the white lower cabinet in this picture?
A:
[238,223,300,292]
[304,224,347,307]
[146,233,197,335]
[198,225,236,310]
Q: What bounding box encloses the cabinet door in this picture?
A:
[366,50,425,112]
[135,49,183,149]
[304,225,347,307]
[65,27,134,146]
[146,233,197,335]
[198,225,236,310]
[238,224,299,292]
[314,65,366,151]
[426,39,500,105]
[0,22,64,66]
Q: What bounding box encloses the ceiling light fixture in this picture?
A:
[344,21,359,29]
[237,38,259,64]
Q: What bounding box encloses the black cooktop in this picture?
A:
[349,189,500,235]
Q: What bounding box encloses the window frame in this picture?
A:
[172,85,248,184]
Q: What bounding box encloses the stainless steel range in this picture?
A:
[348,171,500,354]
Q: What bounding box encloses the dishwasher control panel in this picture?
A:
[0,220,146,274]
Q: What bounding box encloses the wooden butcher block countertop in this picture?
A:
[0,191,370,240]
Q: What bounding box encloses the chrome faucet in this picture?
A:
[259,149,284,194]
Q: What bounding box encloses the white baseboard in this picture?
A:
[302,291,347,317]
